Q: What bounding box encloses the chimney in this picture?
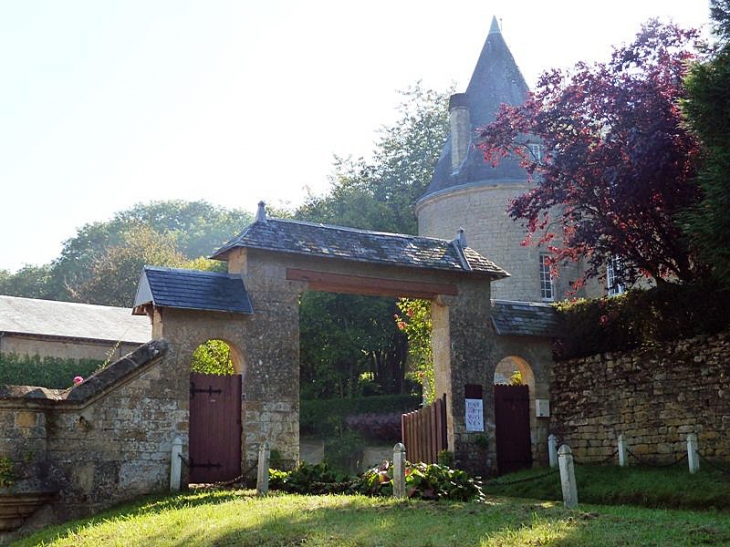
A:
[255,201,267,222]
[449,93,470,172]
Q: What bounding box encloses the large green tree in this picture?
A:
[682,1,730,287]
[297,83,451,234]
[295,83,450,398]
[1,200,251,304]
[54,200,251,301]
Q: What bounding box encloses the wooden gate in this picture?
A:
[401,395,447,464]
[189,373,242,483]
[494,384,532,474]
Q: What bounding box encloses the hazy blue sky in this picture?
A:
[0,1,711,272]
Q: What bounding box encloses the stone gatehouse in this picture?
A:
[3,204,551,535]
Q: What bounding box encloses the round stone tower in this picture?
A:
[416,17,581,302]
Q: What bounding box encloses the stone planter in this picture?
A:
[0,492,57,531]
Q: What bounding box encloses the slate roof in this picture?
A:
[0,295,150,343]
[490,299,560,337]
[211,212,509,279]
[420,16,530,201]
[133,267,253,315]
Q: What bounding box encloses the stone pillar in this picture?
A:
[432,278,496,475]
[170,437,182,492]
[257,442,270,495]
[618,434,628,467]
[687,433,699,474]
[393,443,406,499]
[548,434,558,468]
[558,444,578,508]
[238,251,303,471]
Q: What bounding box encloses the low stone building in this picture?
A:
[0,295,150,362]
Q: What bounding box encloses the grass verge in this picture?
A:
[11,489,730,547]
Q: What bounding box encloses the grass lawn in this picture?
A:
[11,488,730,547]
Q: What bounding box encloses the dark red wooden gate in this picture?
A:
[189,373,242,483]
[494,384,532,474]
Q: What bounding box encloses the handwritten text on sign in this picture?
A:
[465,398,484,432]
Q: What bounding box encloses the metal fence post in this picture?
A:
[393,443,406,499]
[558,444,578,508]
[257,441,270,494]
[548,434,558,468]
[687,433,700,474]
[618,434,628,467]
[170,436,182,492]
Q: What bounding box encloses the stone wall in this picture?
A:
[0,340,184,536]
[550,330,730,463]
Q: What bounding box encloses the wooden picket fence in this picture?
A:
[401,394,447,464]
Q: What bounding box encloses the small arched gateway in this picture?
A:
[490,300,559,473]
[133,203,511,480]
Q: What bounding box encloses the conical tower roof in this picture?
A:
[420,16,530,200]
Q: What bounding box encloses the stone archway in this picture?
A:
[136,209,509,478]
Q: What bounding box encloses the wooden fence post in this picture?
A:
[558,444,578,508]
[548,434,558,468]
[170,436,182,492]
[618,434,628,467]
[687,434,700,474]
[257,442,270,495]
[393,443,406,499]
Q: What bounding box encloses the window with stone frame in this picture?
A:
[606,257,625,296]
[539,254,554,302]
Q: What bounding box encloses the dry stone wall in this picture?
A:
[550,330,730,463]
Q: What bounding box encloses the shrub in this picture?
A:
[300,395,420,438]
[553,281,730,360]
[268,462,351,495]
[269,461,485,502]
[0,353,103,389]
[354,461,484,502]
[345,412,402,442]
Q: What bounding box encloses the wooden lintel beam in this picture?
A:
[286,268,458,298]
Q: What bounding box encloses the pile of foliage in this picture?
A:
[269,461,484,502]
[553,282,730,360]
[0,353,102,389]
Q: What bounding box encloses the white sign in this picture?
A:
[465,398,484,432]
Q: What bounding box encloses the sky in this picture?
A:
[0,1,712,273]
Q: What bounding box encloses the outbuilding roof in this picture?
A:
[133,266,254,315]
[490,299,560,337]
[0,295,150,343]
[211,207,509,280]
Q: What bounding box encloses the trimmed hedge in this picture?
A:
[0,353,103,389]
[300,394,421,438]
[554,281,730,360]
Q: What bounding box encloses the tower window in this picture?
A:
[527,143,543,161]
[607,257,625,296]
[539,254,554,302]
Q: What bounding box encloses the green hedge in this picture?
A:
[554,281,730,360]
[0,353,103,389]
[300,394,421,437]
